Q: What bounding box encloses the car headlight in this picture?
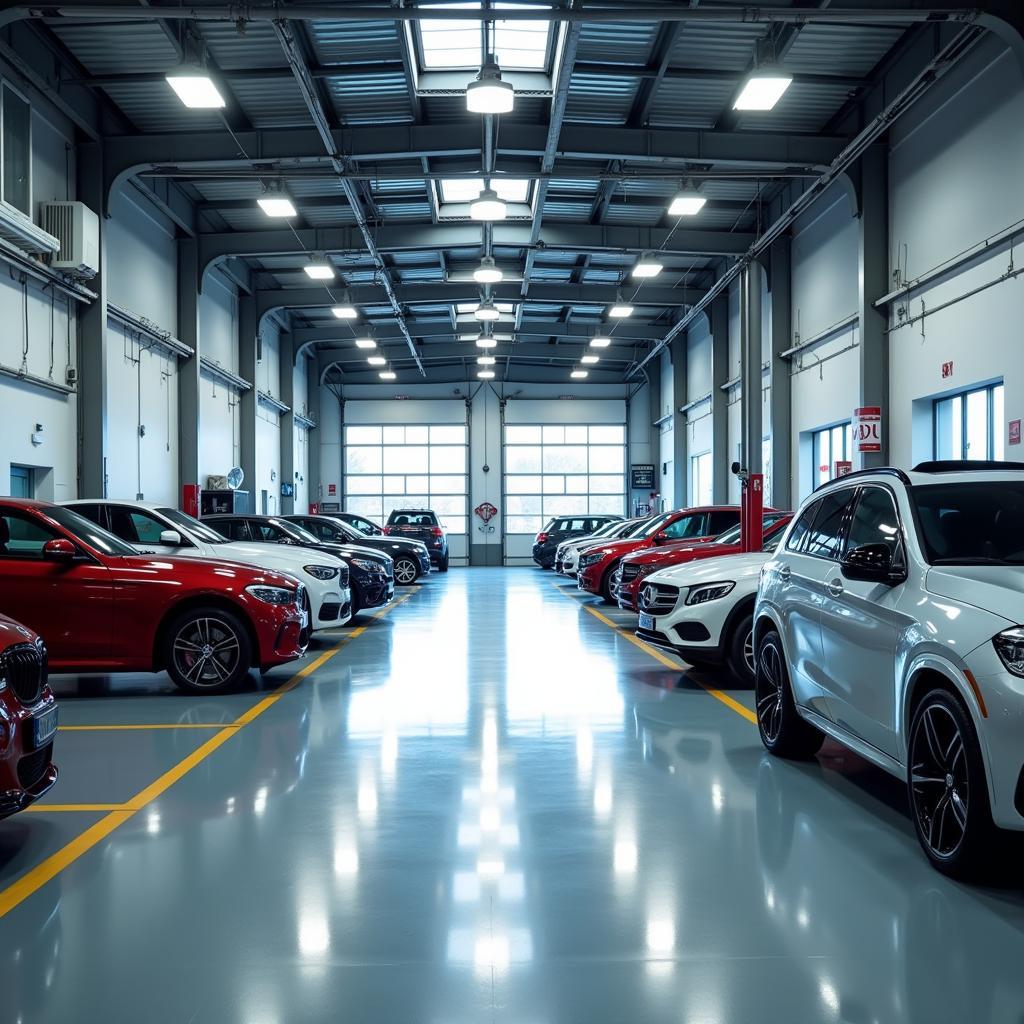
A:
[303,564,339,581]
[993,627,1024,677]
[245,584,297,605]
[352,558,384,573]
[685,582,735,606]
[579,552,603,568]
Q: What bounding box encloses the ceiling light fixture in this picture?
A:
[475,300,500,322]
[571,369,589,380]
[257,183,297,219]
[608,294,634,319]
[466,59,515,115]
[379,370,396,381]
[590,336,611,348]
[631,253,663,279]
[581,354,600,364]
[469,187,508,222]
[354,337,376,349]
[367,356,386,367]
[476,335,498,349]
[477,355,496,366]
[165,67,226,109]
[477,369,496,379]
[734,71,793,111]
[331,304,358,319]
[473,257,504,284]
[304,257,335,280]
[668,189,707,216]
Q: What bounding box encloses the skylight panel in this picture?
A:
[439,178,531,203]
[419,2,551,72]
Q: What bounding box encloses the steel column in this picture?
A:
[177,238,201,493]
[279,330,295,514]
[769,237,792,507]
[670,337,687,511]
[710,293,730,504]
[741,262,763,476]
[239,298,259,498]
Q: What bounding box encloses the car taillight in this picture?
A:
[383,526,392,535]
[431,527,443,537]
[536,532,548,544]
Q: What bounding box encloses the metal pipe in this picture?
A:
[629,23,985,379]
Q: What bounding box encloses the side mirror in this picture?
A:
[840,543,906,585]
[42,538,77,563]
[652,530,667,545]
[159,530,182,545]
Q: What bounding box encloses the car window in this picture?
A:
[804,489,856,560]
[0,510,58,559]
[845,487,902,558]
[255,522,285,542]
[663,513,708,540]
[913,481,1024,564]
[209,519,248,541]
[786,501,819,552]
[42,505,138,556]
[108,507,170,546]
[707,510,741,535]
[568,518,587,532]
[157,508,225,545]
[71,503,104,527]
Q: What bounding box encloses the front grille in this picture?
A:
[318,602,341,622]
[621,563,642,583]
[17,742,52,789]
[637,582,680,615]
[1,643,45,706]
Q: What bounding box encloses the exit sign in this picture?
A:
[941,360,954,379]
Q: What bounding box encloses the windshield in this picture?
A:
[713,513,789,546]
[157,507,227,545]
[586,521,620,540]
[636,513,674,538]
[323,517,360,541]
[43,505,138,557]
[271,519,322,544]
[913,482,1024,564]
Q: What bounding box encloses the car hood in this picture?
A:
[625,540,741,568]
[925,566,1024,628]
[585,538,652,560]
[0,614,39,645]
[120,553,300,588]
[646,550,772,588]
[336,544,393,564]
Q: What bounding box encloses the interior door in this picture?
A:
[818,486,906,756]
[0,508,112,663]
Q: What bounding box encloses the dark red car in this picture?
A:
[576,506,746,604]
[0,499,308,695]
[611,513,793,611]
[0,614,58,817]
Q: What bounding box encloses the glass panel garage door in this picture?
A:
[504,424,626,536]
[343,424,468,537]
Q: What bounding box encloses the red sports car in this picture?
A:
[0,614,58,817]
[576,506,747,604]
[611,513,793,611]
[0,499,308,695]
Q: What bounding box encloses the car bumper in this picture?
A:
[417,552,432,574]
[428,550,446,565]
[311,586,352,631]
[257,605,308,666]
[577,566,602,593]
[357,577,393,610]
[635,626,724,666]
[532,547,555,568]
[0,691,59,819]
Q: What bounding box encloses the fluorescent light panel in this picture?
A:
[367,356,386,366]
[379,371,396,380]
[476,336,497,349]
[477,355,496,365]
[668,193,707,216]
[631,258,663,279]
[304,263,335,280]
[571,370,588,379]
[166,73,225,108]
[331,305,358,319]
[609,304,634,318]
[734,74,793,111]
[581,354,599,364]
[354,338,376,349]
[477,369,496,379]
[257,196,297,218]
[590,336,611,348]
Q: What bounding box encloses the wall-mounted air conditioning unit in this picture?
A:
[39,201,99,278]
[0,200,59,257]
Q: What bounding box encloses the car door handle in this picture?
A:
[827,577,844,597]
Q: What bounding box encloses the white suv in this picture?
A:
[755,462,1024,879]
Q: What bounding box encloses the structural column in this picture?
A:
[279,330,295,514]
[857,144,889,467]
[177,237,201,491]
[670,334,687,510]
[741,261,764,476]
[239,297,259,502]
[309,358,325,506]
[769,236,793,507]
[710,291,730,503]
[76,142,108,498]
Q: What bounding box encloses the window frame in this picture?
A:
[1,80,31,217]
[790,487,857,561]
[842,484,906,565]
[811,421,853,490]
[932,381,1004,462]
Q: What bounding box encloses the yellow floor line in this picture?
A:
[24,804,127,813]
[557,584,758,726]
[59,723,235,731]
[0,591,414,918]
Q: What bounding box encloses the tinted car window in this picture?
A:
[40,505,138,556]
[254,522,286,542]
[209,519,249,541]
[664,513,708,540]
[846,487,902,558]
[913,481,1024,564]
[109,507,167,545]
[71,503,104,527]
[804,489,856,560]
[708,510,741,535]
[786,500,820,552]
[0,510,57,559]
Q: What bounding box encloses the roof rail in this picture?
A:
[912,460,1024,473]
[811,466,911,494]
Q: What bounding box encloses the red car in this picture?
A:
[0,614,58,817]
[576,506,746,604]
[611,513,793,611]
[0,499,309,695]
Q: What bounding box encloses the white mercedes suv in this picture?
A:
[755,461,1024,879]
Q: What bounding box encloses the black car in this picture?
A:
[286,514,431,585]
[532,514,623,569]
[332,512,385,538]
[204,514,394,614]
[384,509,450,571]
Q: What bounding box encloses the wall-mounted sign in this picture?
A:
[280,482,294,498]
[319,501,340,512]
[1010,420,1021,446]
[474,502,498,523]
[630,464,655,489]
[942,360,954,379]
[327,483,337,496]
[834,460,853,477]
[853,407,882,453]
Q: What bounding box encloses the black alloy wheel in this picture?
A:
[166,608,252,695]
[393,556,420,585]
[439,554,450,572]
[754,630,824,759]
[727,612,756,685]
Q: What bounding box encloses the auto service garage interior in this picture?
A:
[0,0,1023,1019]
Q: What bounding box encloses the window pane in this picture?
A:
[589,475,622,494]
[403,425,427,444]
[965,388,988,460]
[543,446,587,473]
[506,474,542,494]
[804,489,855,559]
[589,447,624,473]
[382,475,407,494]
[382,426,405,445]
[542,425,564,444]
[406,475,429,493]
[542,475,565,494]
[588,495,624,515]
[813,430,830,489]
[440,516,466,535]
[429,447,466,473]
[507,446,541,473]
[431,495,465,516]
[346,446,382,474]
[430,425,466,444]
[934,396,961,460]
[846,487,901,557]
[3,88,30,216]
[346,425,381,444]
[384,446,429,474]
[545,495,587,516]
[346,496,384,520]
[590,425,625,444]
[505,425,541,443]
[565,476,588,494]
[564,425,587,443]
[430,475,465,493]
[507,515,542,534]
[347,476,382,495]
[507,495,543,515]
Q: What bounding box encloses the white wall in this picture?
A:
[255,319,282,513]
[198,272,241,486]
[293,353,311,513]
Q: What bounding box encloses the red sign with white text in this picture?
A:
[854,407,882,453]
[941,360,954,379]
[835,460,853,477]
[327,483,337,496]
[1010,420,1021,446]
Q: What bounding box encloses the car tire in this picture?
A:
[755,629,824,759]
[726,612,756,686]
[439,554,450,573]
[907,688,1002,880]
[165,606,253,695]
[599,562,619,605]
[393,557,420,586]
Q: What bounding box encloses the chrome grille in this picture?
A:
[620,563,642,583]
[637,583,680,615]
[1,643,44,705]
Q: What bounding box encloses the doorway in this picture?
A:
[9,465,33,498]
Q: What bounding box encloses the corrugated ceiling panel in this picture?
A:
[576,21,657,66]
[602,203,663,226]
[195,181,264,201]
[391,251,440,267]
[700,179,761,202]
[327,72,413,125]
[541,201,591,221]
[783,24,907,77]
[647,77,735,129]
[231,78,312,127]
[302,206,358,227]
[308,20,402,64]
[736,81,852,133]
[617,179,676,199]
[565,73,639,126]
[50,22,178,72]
[218,208,275,232]
[530,266,574,282]
[201,21,285,69]
[380,201,433,220]
[546,178,599,197]
[287,178,348,198]
[669,23,765,71]
[102,82,222,133]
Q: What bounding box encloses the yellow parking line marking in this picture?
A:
[556,584,758,726]
[0,591,415,918]
[24,804,127,813]
[59,724,234,731]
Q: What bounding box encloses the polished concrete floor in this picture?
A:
[2,567,1024,1023]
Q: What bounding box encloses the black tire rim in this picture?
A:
[756,639,785,743]
[742,628,755,677]
[172,617,241,688]
[910,703,969,858]
[394,558,417,585]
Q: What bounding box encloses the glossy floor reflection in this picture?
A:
[3,568,1024,1023]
